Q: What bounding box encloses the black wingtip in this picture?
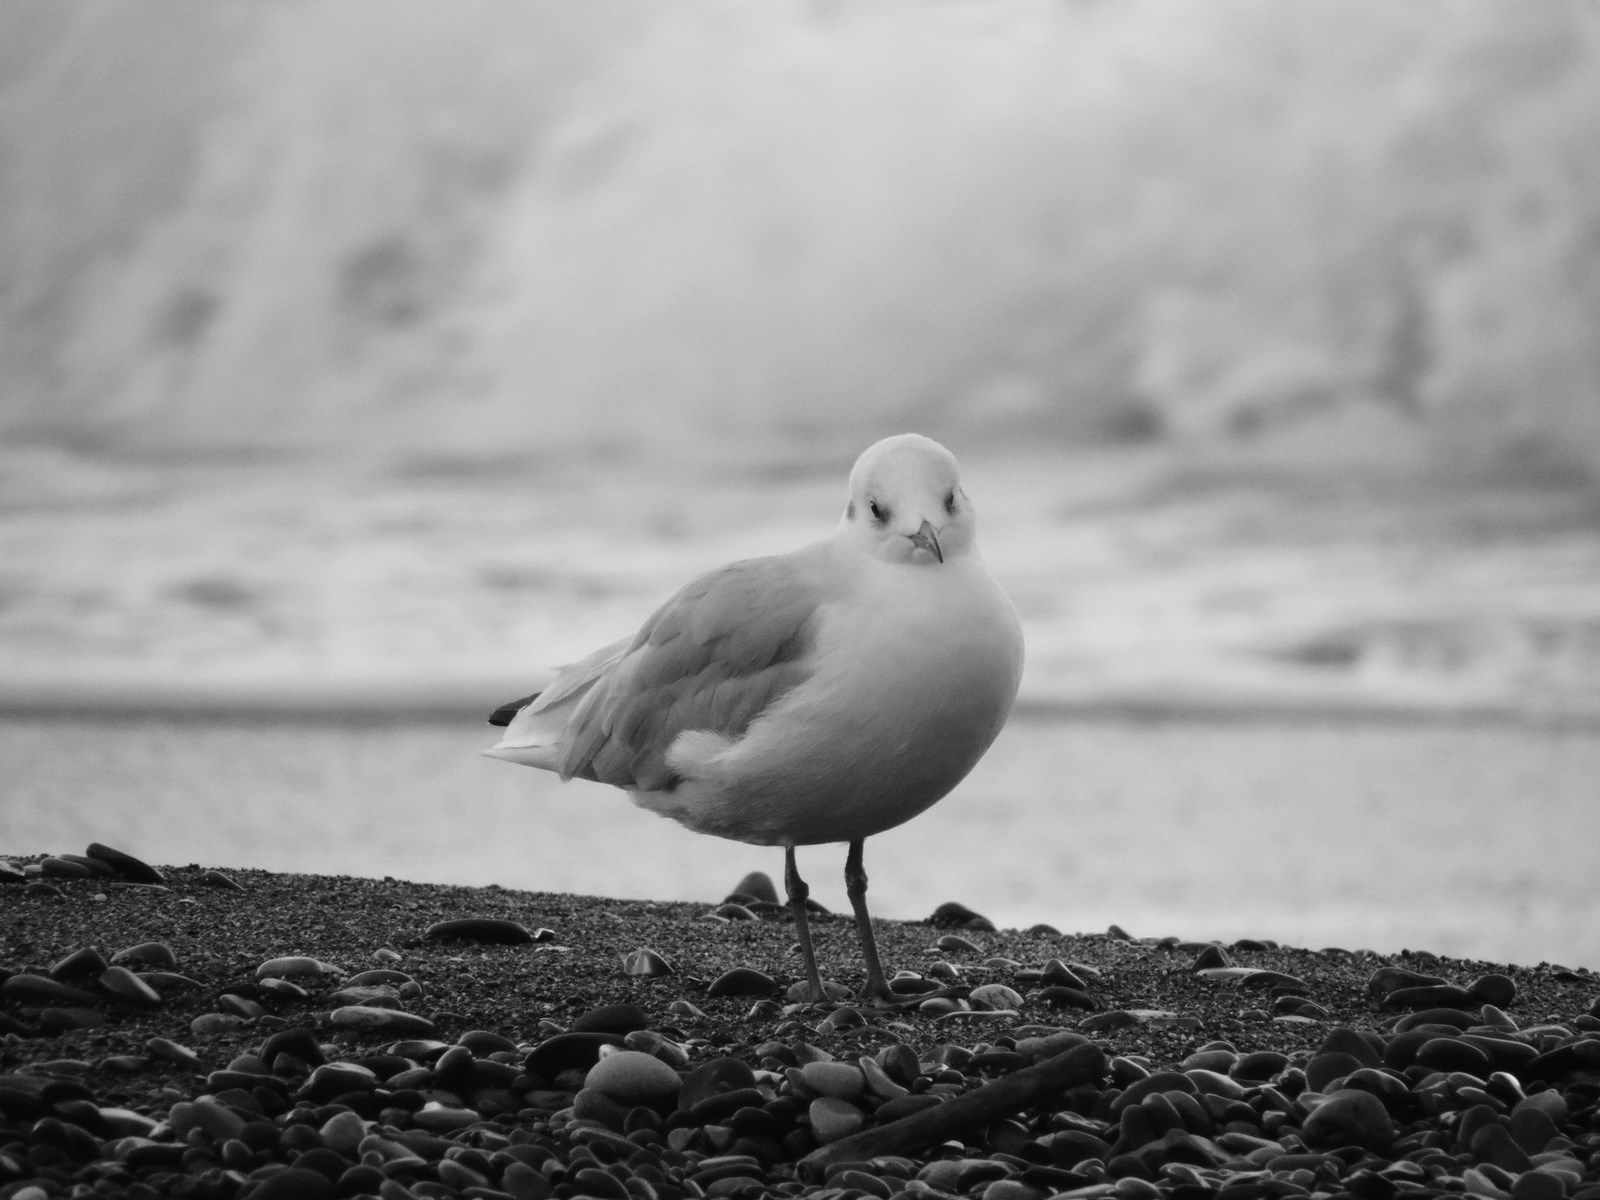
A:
[487,691,541,727]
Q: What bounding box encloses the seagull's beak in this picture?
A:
[909,519,943,563]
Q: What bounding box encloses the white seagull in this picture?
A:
[484,433,1024,1001]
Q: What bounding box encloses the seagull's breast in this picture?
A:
[648,552,1024,846]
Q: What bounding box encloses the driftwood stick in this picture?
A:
[798,1040,1108,1181]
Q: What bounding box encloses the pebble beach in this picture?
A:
[4,848,1600,1200]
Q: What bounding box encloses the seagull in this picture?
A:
[483,433,1024,1001]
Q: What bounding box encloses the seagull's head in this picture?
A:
[841,433,976,566]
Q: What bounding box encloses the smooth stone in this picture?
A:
[1470,974,1518,1007]
[330,985,402,1008]
[809,1095,867,1143]
[1301,1089,1396,1152]
[1471,1121,1534,1172]
[38,1006,105,1031]
[423,916,535,943]
[1319,1025,1383,1068]
[0,860,26,883]
[169,1098,245,1142]
[970,983,1025,1010]
[1367,966,1448,997]
[98,965,162,1006]
[572,1085,631,1130]
[49,947,109,980]
[524,1032,624,1078]
[246,1167,335,1200]
[329,1006,435,1036]
[1039,985,1098,1012]
[297,1062,379,1100]
[39,856,91,878]
[1040,959,1091,989]
[256,956,342,980]
[1384,984,1478,1010]
[927,901,995,930]
[319,1110,367,1155]
[1415,1036,1495,1078]
[198,869,246,891]
[411,1103,480,1131]
[0,973,99,1006]
[261,1027,326,1067]
[935,933,984,954]
[620,947,675,976]
[85,842,165,884]
[679,1056,757,1110]
[801,1060,866,1100]
[585,1049,682,1106]
[706,967,779,997]
[345,969,414,987]
[728,870,780,904]
[1191,944,1232,970]
[1512,1171,1570,1200]
[191,1013,248,1036]
[145,1037,201,1068]
[571,1002,651,1036]
[456,1029,518,1055]
[218,993,268,1020]
[1229,1050,1289,1082]
[109,941,178,969]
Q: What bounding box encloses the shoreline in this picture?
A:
[3,673,1597,730]
[4,858,1600,1197]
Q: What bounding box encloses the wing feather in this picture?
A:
[556,553,824,790]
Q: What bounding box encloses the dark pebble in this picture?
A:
[1301,1089,1396,1152]
[1415,1036,1495,1077]
[85,842,166,884]
[706,967,779,997]
[422,916,535,943]
[926,901,995,929]
[525,1031,624,1078]
[1383,983,1477,1010]
[1469,973,1518,1007]
[570,1002,650,1035]
[247,1166,336,1200]
[49,947,109,980]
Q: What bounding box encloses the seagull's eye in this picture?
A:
[868,499,887,524]
[944,490,957,515]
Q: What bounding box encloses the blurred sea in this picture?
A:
[5,712,1598,971]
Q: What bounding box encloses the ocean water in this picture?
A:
[4,713,1597,970]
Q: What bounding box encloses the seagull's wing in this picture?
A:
[495,553,825,792]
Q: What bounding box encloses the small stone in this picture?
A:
[40,856,91,878]
[809,1096,867,1143]
[936,933,983,954]
[1191,944,1232,970]
[969,983,1024,1010]
[110,941,179,969]
[198,869,246,891]
[706,967,778,997]
[1384,983,1478,1010]
[245,1167,334,1200]
[585,1049,683,1106]
[800,1060,866,1100]
[319,1109,367,1155]
[927,901,996,930]
[1366,966,1448,998]
[423,916,535,943]
[1470,974,1517,1007]
[297,1062,379,1100]
[98,965,162,1006]
[85,842,165,884]
[571,1002,650,1035]
[328,1005,436,1036]
[1415,1036,1495,1078]
[1301,1089,1395,1153]
[0,859,26,883]
[525,1031,624,1078]
[145,1037,201,1068]
[191,1013,249,1036]
[256,955,342,980]
[679,1056,757,1110]
[49,947,109,980]
[728,871,780,904]
[1,973,99,1006]
[621,947,675,976]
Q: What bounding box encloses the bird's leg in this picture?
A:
[784,845,829,1002]
[845,838,894,1002]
